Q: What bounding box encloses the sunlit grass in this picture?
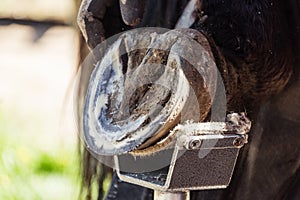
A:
[0,12,82,199]
[0,108,81,200]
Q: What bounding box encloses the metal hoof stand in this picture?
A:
[115,113,251,200]
[80,28,251,200]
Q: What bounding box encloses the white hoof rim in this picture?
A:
[83,28,217,156]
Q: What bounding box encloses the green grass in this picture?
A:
[0,108,81,200]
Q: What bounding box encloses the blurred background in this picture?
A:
[0,0,83,199]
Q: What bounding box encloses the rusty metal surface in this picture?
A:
[169,148,239,190]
